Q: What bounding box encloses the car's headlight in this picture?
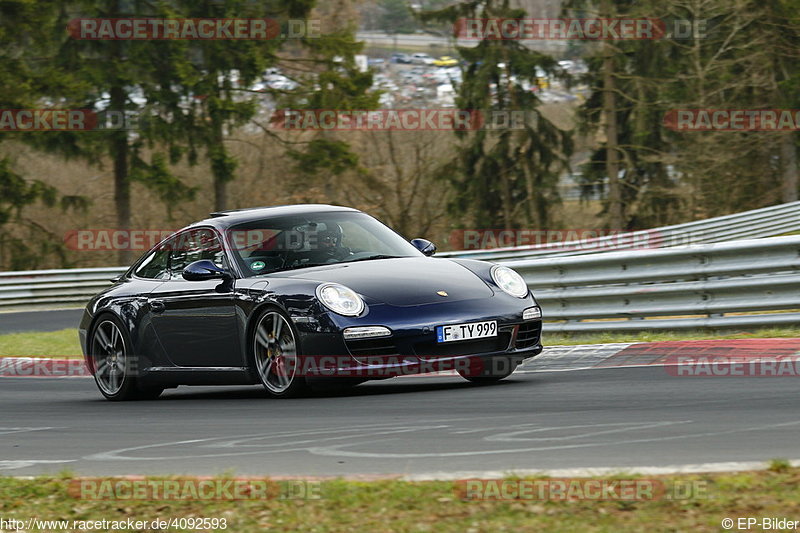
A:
[316,283,365,316]
[491,265,529,298]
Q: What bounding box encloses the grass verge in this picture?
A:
[1,327,800,359]
[0,328,82,358]
[2,467,800,532]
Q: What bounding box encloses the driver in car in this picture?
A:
[314,224,351,263]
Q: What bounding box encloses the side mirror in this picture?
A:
[411,238,436,257]
[183,260,231,281]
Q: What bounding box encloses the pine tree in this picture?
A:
[0,0,89,269]
[420,0,573,230]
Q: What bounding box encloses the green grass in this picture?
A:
[2,468,800,532]
[0,328,82,358]
[1,327,799,359]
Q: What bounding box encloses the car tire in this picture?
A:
[457,356,518,384]
[252,308,309,398]
[88,314,163,401]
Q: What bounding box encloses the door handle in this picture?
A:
[150,300,166,314]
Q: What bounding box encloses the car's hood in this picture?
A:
[277,257,494,306]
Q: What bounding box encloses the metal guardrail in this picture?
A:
[0,267,126,309]
[439,201,800,261]
[0,212,798,333]
[510,235,800,332]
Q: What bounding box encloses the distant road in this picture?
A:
[0,309,82,334]
[356,31,566,54]
[357,31,455,47]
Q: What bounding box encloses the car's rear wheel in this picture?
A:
[457,356,518,384]
[253,309,308,398]
[89,315,162,401]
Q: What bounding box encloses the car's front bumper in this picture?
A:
[290,296,543,379]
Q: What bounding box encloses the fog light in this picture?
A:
[523,307,542,320]
[343,326,391,340]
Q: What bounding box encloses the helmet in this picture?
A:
[316,223,343,249]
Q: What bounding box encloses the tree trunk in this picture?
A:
[781,131,798,204]
[601,0,622,230]
[498,159,513,229]
[213,173,227,212]
[521,156,540,227]
[110,85,132,265]
[212,118,228,212]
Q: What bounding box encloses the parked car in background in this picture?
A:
[411,53,435,65]
[433,56,459,67]
[391,53,412,64]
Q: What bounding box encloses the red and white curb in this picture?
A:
[518,338,800,375]
[400,458,800,481]
[2,337,800,378]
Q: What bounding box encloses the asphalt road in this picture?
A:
[0,309,83,334]
[355,31,567,54]
[2,366,798,477]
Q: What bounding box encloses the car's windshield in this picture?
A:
[227,211,423,277]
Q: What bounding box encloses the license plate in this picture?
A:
[436,320,497,343]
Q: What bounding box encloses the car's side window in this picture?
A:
[168,229,226,280]
[134,245,171,280]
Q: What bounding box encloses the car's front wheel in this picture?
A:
[252,309,308,398]
[89,315,163,401]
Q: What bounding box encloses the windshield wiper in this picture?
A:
[263,255,403,274]
[267,262,333,273]
[343,254,403,263]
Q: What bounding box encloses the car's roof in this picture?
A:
[189,204,361,230]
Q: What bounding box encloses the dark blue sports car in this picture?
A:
[79,204,543,400]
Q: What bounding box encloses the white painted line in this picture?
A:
[0,427,64,436]
[0,460,76,471]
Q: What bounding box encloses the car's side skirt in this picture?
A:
[147,367,256,386]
